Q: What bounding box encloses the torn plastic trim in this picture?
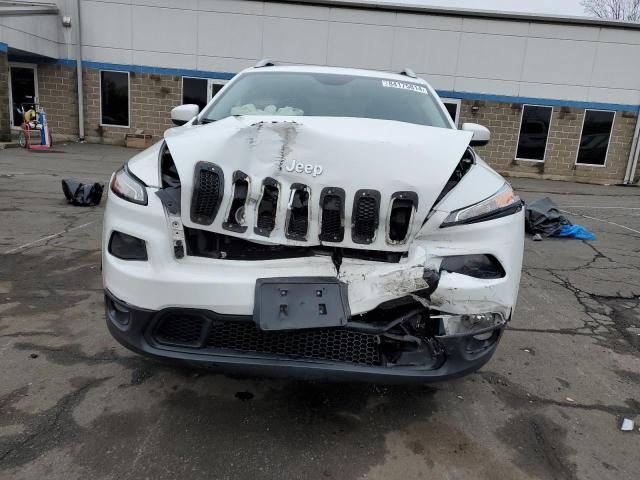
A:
[159,141,180,189]
[431,147,475,210]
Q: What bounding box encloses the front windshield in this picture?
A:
[201,72,451,128]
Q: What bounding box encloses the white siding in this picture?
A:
[3,0,639,107]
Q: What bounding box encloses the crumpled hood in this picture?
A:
[164,115,473,251]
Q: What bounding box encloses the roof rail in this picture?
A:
[254,59,276,68]
[399,68,417,79]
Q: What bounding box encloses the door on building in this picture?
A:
[9,64,38,128]
[441,98,461,127]
[181,77,227,112]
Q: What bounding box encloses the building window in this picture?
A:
[441,98,461,127]
[516,105,553,162]
[182,78,227,112]
[182,77,208,111]
[100,70,129,127]
[576,110,615,166]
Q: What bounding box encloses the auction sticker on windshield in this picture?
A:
[381,80,428,94]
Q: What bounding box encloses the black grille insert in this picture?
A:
[154,313,207,347]
[185,227,312,260]
[319,187,345,242]
[352,190,380,244]
[206,321,381,366]
[286,184,309,240]
[255,179,279,236]
[388,192,418,243]
[223,171,249,233]
[190,162,224,225]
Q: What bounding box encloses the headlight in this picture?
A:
[440,183,521,227]
[110,166,148,205]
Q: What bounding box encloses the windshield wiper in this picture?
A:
[200,118,217,124]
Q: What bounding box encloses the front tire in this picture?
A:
[18,131,27,148]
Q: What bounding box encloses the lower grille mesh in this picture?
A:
[155,314,205,346]
[206,322,381,366]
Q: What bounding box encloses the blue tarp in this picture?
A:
[552,224,596,241]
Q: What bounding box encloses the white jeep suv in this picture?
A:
[103,62,524,382]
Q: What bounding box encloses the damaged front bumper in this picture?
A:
[102,182,523,382]
[105,290,506,383]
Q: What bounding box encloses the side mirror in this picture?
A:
[462,123,490,147]
[171,104,200,126]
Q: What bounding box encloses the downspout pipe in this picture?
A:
[75,0,85,142]
[623,107,640,185]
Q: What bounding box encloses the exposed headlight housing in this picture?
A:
[437,312,506,338]
[110,166,148,205]
[440,254,505,279]
[440,183,521,227]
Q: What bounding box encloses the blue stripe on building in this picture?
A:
[5,54,640,113]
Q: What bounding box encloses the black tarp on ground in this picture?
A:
[524,197,571,237]
[62,179,104,207]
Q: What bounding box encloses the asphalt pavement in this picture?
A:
[1,143,639,480]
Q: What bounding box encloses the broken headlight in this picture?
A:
[110,166,148,205]
[438,312,506,339]
[440,254,505,279]
[440,183,521,227]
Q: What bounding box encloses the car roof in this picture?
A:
[240,65,429,84]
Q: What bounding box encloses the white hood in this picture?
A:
[163,115,473,251]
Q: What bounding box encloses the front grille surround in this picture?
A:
[254,178,280,237]
[190,162,224,225]
[319,187,345,243]
[187,166,421,250]
[352,190,381,245]
[222,170,250,233]
[285,183,310,241]
[387,191,418,244]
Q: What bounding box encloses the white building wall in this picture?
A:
[0,13,59,58]
[2,0,635,109]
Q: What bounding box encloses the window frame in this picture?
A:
[8,62,39,130]
[440,97,461,127]
[575,109,616,168]
[99,69,130,128]
[514,104,554,163]
[181,77,228,109]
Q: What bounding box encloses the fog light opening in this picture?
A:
[107,297,131,327]
[108,231,148,261]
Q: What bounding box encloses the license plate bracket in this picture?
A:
[254,277,350,331]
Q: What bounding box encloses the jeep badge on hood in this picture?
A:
[284,158,323,177]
